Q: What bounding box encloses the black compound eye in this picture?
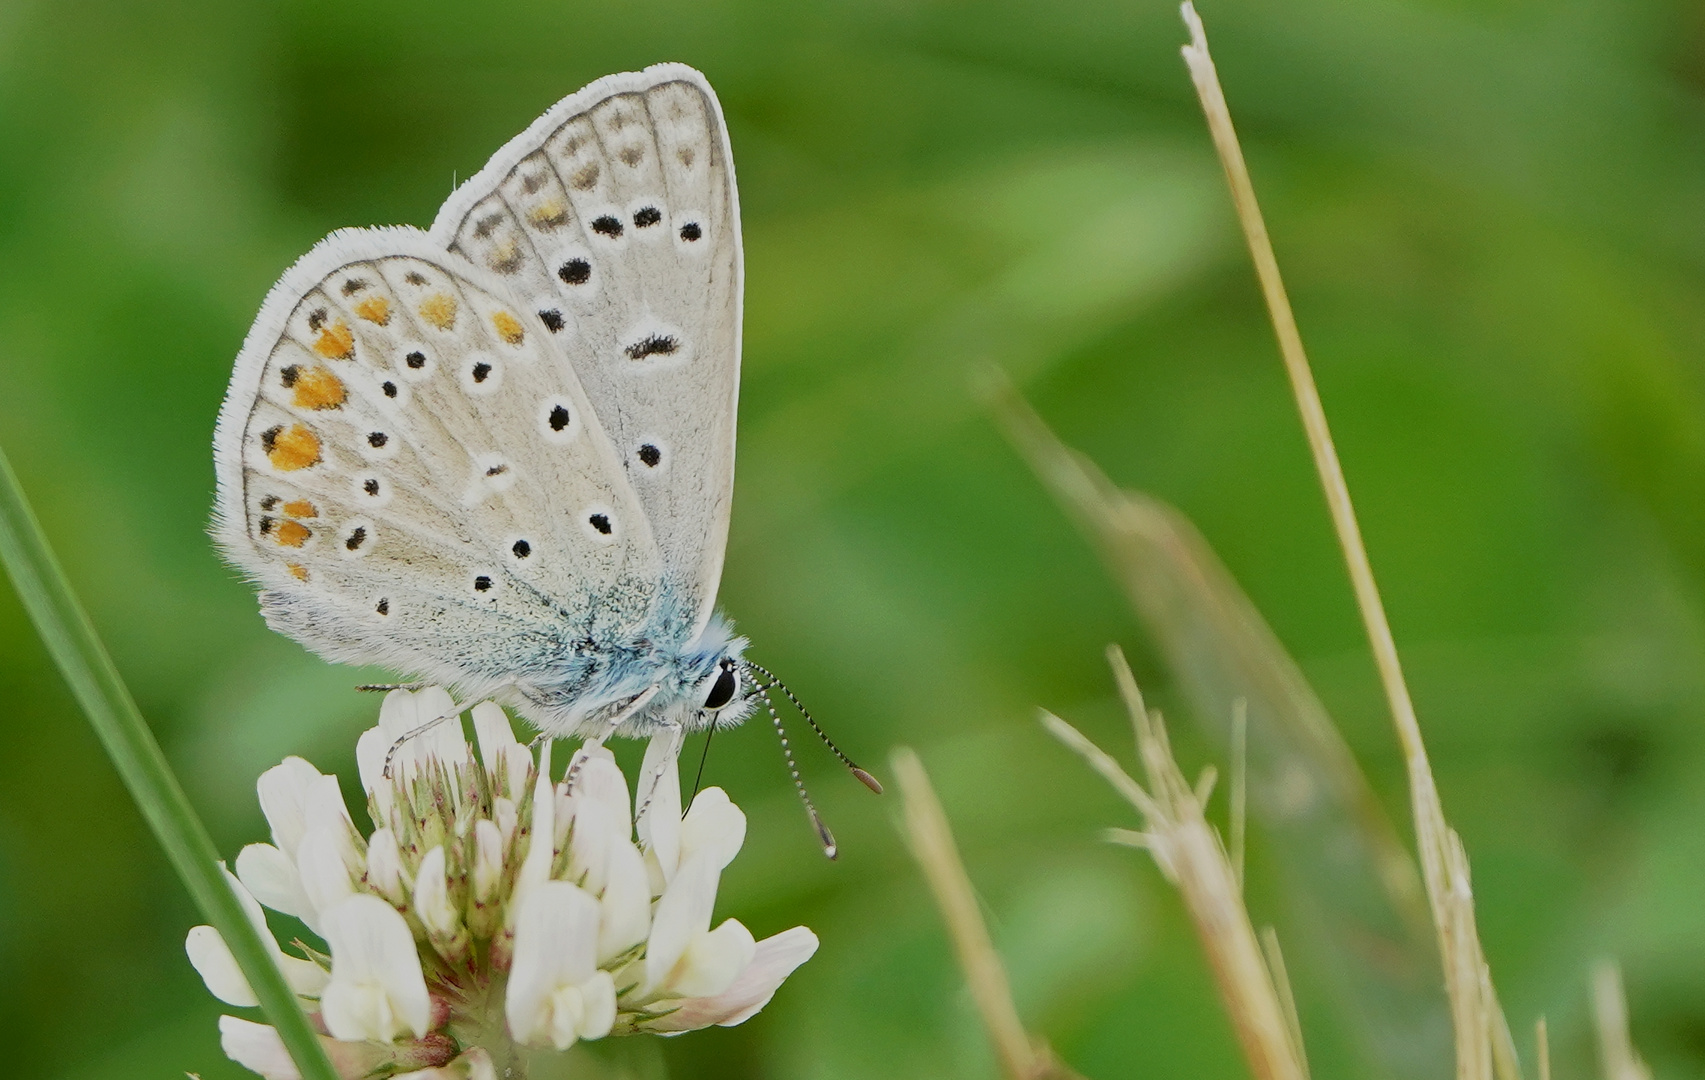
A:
[702,660,739,710]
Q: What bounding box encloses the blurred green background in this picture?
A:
[3,0,1705,1076]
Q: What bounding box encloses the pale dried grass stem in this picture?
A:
[1231,697,1247,889]
[1180,6,1519,1077]
[891,748,1084,1080]
[1043,647,1309,1080]
[1259,926,1309,1080]
[1592,962,1652,1080]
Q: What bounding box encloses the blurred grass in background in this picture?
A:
[3,0,1705,1076]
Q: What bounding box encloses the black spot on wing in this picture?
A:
[625,334,679,360]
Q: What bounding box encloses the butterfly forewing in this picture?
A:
[433,65,741,640]
[214,228,662,685]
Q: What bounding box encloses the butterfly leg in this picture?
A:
[380,694,499,779]
[564,685,661,792]
[358,681,428,693]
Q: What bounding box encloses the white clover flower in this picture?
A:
[186,688,818,1079]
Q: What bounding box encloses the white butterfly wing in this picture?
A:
[212,227,662,691]
[431,63,740,642]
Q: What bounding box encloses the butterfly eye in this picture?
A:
[702,659,739,710]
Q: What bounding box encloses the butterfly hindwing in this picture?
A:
[213,227,662,689]
[432,63,741,642]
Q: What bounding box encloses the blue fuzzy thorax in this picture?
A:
[513,584,752,739]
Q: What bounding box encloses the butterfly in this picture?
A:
[211,64,877,842]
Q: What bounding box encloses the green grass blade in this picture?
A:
[0,445,342,1080]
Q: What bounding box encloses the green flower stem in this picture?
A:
[0,445,341,1080]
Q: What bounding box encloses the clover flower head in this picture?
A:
[187,687,818,1079]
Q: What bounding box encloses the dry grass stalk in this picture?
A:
[1043,645,1310,1080]
[987,376,1442,1072]
[1592,962,1652,1080]
[890,747,1086,1080]
[1179,5,1520,1076]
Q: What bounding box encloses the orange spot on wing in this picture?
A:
[418,293,458,330]
[527,199,568,229]
[487,238,523,274]
[287,563,309,581]
[313,318,355,359]
[281,499,317,519]
[291,366,346,411]
[264,423,321,471]
[354,296,391,325]
[274,520,311,548]
[491,311,525,345]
